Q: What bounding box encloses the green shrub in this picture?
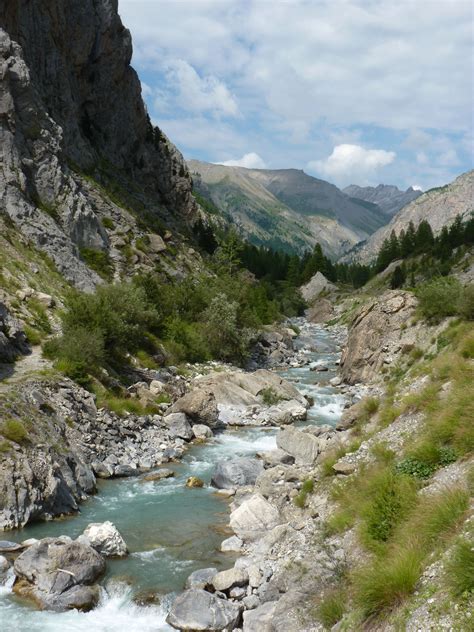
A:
[79,247,114,281]
[260,387,282,406]
[457,284,474,320]
[445,538,474,597]
[44,326,105,385]
[316,589,346,629]
[23,325,42,346]
[101,217,115,230]
[363,396,380,416]
[416,277,462,322]
[1,418,28,443]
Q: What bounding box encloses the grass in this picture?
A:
[1,418,28,443]
[353,486,469,617]
[0,440,12,453]
[315,588,346,629]
[445,538,474,597]
[294,478,314,508]
[23,325,42,346]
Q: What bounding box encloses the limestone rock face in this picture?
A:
[0,1,197,288]
[166,588,242,631]
[80,521,128,557]
[13,537,105,612]
[0,302,29,362]
[340,290,418,384]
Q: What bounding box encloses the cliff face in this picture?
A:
[0,0,197,289]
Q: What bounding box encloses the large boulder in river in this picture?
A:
[166,588,243,630]
[211,457,263,489]
[13,537,105,612]
[80,521,128,557]
[229,493,281,541]
[276,427,321,465]
[185,567,217,590]
[167,389,219,427]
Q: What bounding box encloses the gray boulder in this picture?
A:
[167,389,219,427]
[13,537,105,611]
[185,567,217,590]
[192,424,213,439]
[211,567,248,592]
[165,413,193,441]
[229,494,281,541]
[276,427,321,465]
[80,521,128,557]
[166,589,242,630]
[243,601,277,631]
[211,458,263,489]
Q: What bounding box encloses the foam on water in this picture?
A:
[0,582,173,632]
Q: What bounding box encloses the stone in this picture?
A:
[276,427,321,465]
[192,424,213,439]
[166,589,242,631]
[211,567,249,592]
[0,540,23,552]
[229,494,281,541]
[243,600,277,631]
[329,376,342,387]
[34,292,55,308]
[149,380,166,395]
[186,476,204,488]
[242,594,260,610]
[165,413,193,441]
[114,464,138,477]
[147,233,167,253]
[257,449,295,467]
[0,555,10,574]
[80,521,128,557]
[220,536,243,552]
[167,389,219,426]
[141,468,174,482]
[300,271,337,302]
[332,461,356,475]
[185,567,217,590]
[13,537,105,612]
[211,458,263,489]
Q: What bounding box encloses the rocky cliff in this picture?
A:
[0,0,198,289]
[343,183,422,217]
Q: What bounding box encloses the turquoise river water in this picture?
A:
[0,321,345,631]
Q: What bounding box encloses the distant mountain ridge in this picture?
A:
[343,170,474,264]
[343,184,422,217]
[189,160,391,258]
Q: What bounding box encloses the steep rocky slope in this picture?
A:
[346,170,474,263]
[189,160,389,257]
[344,183,422,217]
[0,0,199,290]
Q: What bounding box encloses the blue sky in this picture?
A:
[119,0,473,191]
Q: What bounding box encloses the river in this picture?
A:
[0,321,345,631]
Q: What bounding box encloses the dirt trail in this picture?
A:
[0,347,52,392]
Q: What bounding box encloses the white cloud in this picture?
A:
[412,184,423,191]
[308,144,396,186]
[165,59,238,117]
[217,152,267,169]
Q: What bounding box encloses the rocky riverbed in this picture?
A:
[0,320,361,630]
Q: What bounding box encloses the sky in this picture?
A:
[119,0,473,191]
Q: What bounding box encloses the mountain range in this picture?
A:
[189,160,395,258]
[343,184,422,217]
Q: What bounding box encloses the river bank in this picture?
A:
[0,319,359,630]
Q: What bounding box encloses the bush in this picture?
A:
[1,418,28,443]
[416,277,462,322]
[445,538,474,597]
[260,387,282,406]
[79,247,113,281]
[458,284,474,320]
[44,327,105,384]
[294,478,314,508]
